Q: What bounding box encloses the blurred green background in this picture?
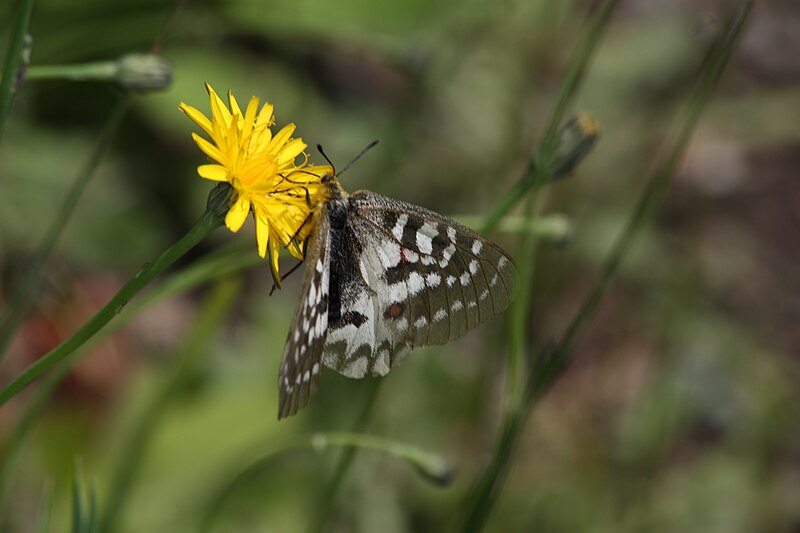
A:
[1,0,798,531]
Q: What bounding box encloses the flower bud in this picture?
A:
[114,54,172,92]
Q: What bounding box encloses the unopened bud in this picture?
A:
[114,54,172,92]
[551,113,599,179]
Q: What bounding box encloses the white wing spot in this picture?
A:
[460,272,470,286]
[471,240,483,254]
[416,222,437,254]
[443,244,455,261]
[392,214,409,241]
[312,362,320,375]
[490,273,499,287]
[480,289,489,300]
[344,356,368,377]
[467,300,478,309]
[414,316,428,328]
[425,272,441,288]
[421,256,436,266]
[379,240,402,268]
[316,259,323,273]
[433,308,447,322]
[303,370,310,383]
[469,259,479,275]
[451,300,464,312]
[294,329,300,342]
[374,350,390,375]
[498,256,509,269]
[408,271,425,295]
[447,226,457,243]
[446,275,456,287]
[388,282,408,302]
[295,373,302,386]
[308,283,317,307]
[395,317,409,332]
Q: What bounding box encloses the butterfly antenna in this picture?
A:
[340,139,379,176]
[317,140,379,178]
[316,144,336,175]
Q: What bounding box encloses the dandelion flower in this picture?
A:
[180,84,333,286]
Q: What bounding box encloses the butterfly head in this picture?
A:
[319,170,348,201]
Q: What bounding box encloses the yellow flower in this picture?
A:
[179,84,333,286]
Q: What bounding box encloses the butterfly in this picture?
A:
[277,173,518,418]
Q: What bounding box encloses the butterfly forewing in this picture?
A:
[277,207,331,419]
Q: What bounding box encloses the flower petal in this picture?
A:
[227,90,242,118]
[178,103,213,137]
[255,208,269,258]
[191,132,225,164]
[197,164,230,182]
[267,236,282,288]
[225,196,250,232]
[241,96,259,140]
[267,123,296,154]
[277,138,307,166]
[206,84,232,129]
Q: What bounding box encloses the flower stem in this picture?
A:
[458,2,753,530]
[0,0,34,141]
[460,0,620,529]
[0,207,223,408]
[25,62,118,82]
[305,378,384,533]
[98,277,241,533]
[202,429,452,532]
[0,97,131,364]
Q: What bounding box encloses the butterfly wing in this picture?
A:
[321,190,517,378]
[277,205,332,419]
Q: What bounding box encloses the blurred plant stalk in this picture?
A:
[202,430,454,532]
[459,1,755,531]
[99,277,242,533]
[304,33,603,533]
[0,99,130,365]
[26,54,173,92]
[0,184,231,407]
[0,0,34,141]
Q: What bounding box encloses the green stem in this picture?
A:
[555,2,753,361]
[479,0,614,236]
[25,61,118,82]
[305,379,384,533]
[459,0,620,530]
[202,430,451,532]
[0,208,223,407]
[0,98,131,364]
[99,278,241,533]
[456,214,571,243]
[458,2,753,531]
[506,194,537,413]
[0,0,35,141]
[0,363,69,512]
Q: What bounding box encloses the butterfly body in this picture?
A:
[278,177,517,418]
